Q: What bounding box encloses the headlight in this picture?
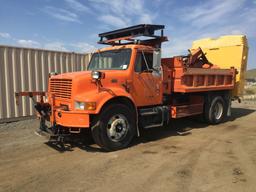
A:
[74,101,96,110]
[75,101,85,110]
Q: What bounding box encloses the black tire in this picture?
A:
[204,96,227,124]
[91,104,136,151]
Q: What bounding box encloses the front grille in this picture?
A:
[50,79,72,99]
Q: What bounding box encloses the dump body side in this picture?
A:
[161,57,236,94]
[191,35,248,96]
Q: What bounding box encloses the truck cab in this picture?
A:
[48,42,166,150]
[87,44,163,106]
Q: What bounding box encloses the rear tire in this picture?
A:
[204,96,227,124]
[91,104,136,151]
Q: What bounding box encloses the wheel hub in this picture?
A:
[115,123,123,133]
[107,114,129,142]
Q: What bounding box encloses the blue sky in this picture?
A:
[0,0,255,69]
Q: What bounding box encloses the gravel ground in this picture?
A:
[0,102,256,192]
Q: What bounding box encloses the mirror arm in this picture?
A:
[141,50,151,71]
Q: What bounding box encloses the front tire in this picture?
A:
[91,104,136,151]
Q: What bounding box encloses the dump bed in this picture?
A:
[161,57,236,94]
[191,35,248,96]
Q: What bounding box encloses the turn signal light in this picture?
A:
[85,102,96,110]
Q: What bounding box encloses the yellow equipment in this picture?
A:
[191,35,248,96]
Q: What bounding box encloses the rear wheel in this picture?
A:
[91,104,136,151]
[204,96,227,124]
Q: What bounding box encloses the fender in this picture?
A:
[74,87,140,136]
[74,87,136,114]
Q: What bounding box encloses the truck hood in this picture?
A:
[52,71,92,80]
[50,71,96,97]
[49,70,129,102]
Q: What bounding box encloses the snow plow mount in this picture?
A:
[37,118,71,143]
[15,91,71,145]
[15,91,51,119]
[15,91,46,105]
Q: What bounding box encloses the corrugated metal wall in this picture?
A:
[0,45,91,123]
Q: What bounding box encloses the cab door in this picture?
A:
[131,50,162,107]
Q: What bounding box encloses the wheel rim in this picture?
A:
[106,114,129,142]
[213,102,223,120]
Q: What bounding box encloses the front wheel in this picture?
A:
[91,104,136,151]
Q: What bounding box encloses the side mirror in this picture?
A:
[91,71,105,80]
[153,49,161,70]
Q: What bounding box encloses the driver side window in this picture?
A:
[135,52,153,72]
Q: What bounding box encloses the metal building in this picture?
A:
[0,45,91,123]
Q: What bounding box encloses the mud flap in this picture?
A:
[227,98,232,117]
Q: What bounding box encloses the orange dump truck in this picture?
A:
[16,24,247,151]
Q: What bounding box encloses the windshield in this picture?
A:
[88,49,131,70]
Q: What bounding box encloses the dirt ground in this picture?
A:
[0,102,256,192]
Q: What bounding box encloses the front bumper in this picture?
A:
[55,109,90,128]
